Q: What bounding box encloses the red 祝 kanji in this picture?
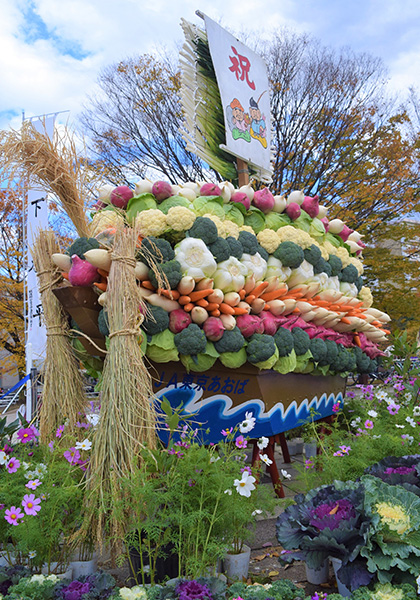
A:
[228,46,256,90]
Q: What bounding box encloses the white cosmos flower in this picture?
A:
[395,424,405,429]
[86,413,100,427]
[0,451,7,465]
[210,456,220,463]
[224,489,232,495]
[367,410,378,418]
[239,411,256,433]
[75,438,92,451]
[406,417,417,428]
[413,406,420,417]
[260,453,273,466]
[252,509,263,516]
[281,469,291,480]
[257,436,269,450]
[234,471,256,497]
[376,390,389,401]
[29,550,37,559]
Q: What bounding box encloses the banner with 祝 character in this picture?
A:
[25,115,56,373]
[203,14,272,176]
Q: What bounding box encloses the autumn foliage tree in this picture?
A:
[0,187,25,378]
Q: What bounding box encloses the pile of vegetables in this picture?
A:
[52,179,390,376]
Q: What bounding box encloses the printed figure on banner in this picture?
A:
[248,94,267,148]
[226,98,251,142]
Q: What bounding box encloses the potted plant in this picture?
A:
[117,399,277,583]
[276,480,373,590]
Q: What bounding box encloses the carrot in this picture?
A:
[353,333,362,347]
[233,306,250,315]
[93,282,107,292]
[210,309,221,317]
[98,268,109,279]
[263,304,271,311]
[61,272,69,280]
[340,317,351,324]
[245,294,256,304]
[260,289,288,302]
[159,289,180,300]
[251,281,270,298]
[99,275,108,284]
[196,298,209,308]
[189,289,213,302]
[183,303,194,312]
[206,302,220,312]
[219,303,235,315]
[179,295,192,306]
[141,280,155,290]
[238,289,246,300]
[292,307,300,313]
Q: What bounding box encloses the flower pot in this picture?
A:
[304,441,317,458]
[70,553,98,579]
[223,544,251,581]
[287,438,304,456]
[305,558,329,584]
[41,563,73,580]
[330,557,351,597]
[127,531,178,584]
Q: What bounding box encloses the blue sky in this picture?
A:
[1,0,420,132]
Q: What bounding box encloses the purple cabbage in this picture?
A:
[176,580,213,600]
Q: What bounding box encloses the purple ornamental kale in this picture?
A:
[61,580,91,600]
[309,499,356,530]
[176,580,213,600]
[384,466,416,475]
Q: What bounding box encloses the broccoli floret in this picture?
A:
[354,346,371,373]
[309,338,327,363]
[225,236,243,260]
[256,244,269,261]
[331,344,356,373]
[369,358,378,374]
[340,264,359,283]
[149,259,183,289]
[66,237,100,259]
[137,236,175,267]
[274,328,294,357]
[214,327,246,354]
[313,257,332,276]
[303,244,322,266]
[291,327,310,355]
[246,334,276,364]
[273,241,304,269]
[174,323,207,355]
[355,275,364,292]
[143,305,169,336]
[328,254,343,276]
[209,237,231,263]
[187,216,218,245]
[238,231,260,255]
[324,339,339,365]
[97,309,109,337]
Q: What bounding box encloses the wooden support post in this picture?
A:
[237,158,249,187]
[278,432,291,463]
[251,436,285,499]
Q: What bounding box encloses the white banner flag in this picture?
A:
[203,15,272,177]
[25,115,55,374]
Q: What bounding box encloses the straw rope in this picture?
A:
[31,230,88,441]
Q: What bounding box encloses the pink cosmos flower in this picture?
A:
[221,428,231,437]
[364,420,374,430]
[5,506,24,526]
[26,479,42,490]
[339,445,351,454]
[22,494,41,516]
[387,403,400,415]
[332,403,341,413]
[305,459,314,469]
[235,435,247,449]
[17,428,36,444]
[48,441,54,452]
[6,457,20,473]
[63,447,81,464]
[56,425,65,438]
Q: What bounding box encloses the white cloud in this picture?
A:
[0,0,420,132]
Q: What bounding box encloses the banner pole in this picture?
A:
[237,158,249,187]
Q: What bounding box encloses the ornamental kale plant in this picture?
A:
[56,571,116,600]
[364,455,420,496]
[276,480,374,591]
[146,577,226,600]
[226,579,301,600]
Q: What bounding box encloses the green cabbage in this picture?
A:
[273,350,297,374]
[309,218,327,240]
[293,211,312,232]
[126,193,157,224]
[219,347,247,369]
[159,195,193,214]
[244,207,266,233]
[146,329,179,363]
[193,196,226,219]
[265,212,291,231]
[294,349,313,373]
[325,232,343,247]
[223,204,245,226]
[180,341,219,372]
